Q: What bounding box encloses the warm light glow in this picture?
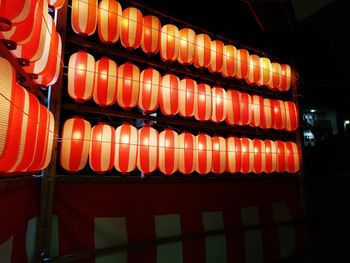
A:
[73,132,81,140]
[145,81,151,90]
[199,94,205,102]
[180,38,187,46]
[242,146,246,153]
[254,147,258,153]
[165,139,171,147]
[100,71,107,80]
[77,64,85,75]
[144,29,150,36]
[122,17,129,28]
[96,133,102,141]
[121,135,129,144]
[143,138,149,145]
[124,78,132,86]
[213,142,219,150]
[186,92,192,99]
[274,107,279,113]
[167,33,174,40]
[198,143,203,151]
[266,147,270,153]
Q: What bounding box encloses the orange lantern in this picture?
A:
[193,33,211,69]
[257,57,272,86]
[236,49,249,80]
[269,62,282,90]
[60,117,91,172]
[238,92,252,126]
[0,0,31,31]
[211,86,226,123]
[280,64,291,91]
[159,129,179,175]
[115,124,138,173]
[137,126,158,174]
[226,137,241,173]
[195,133,212,175]
[178,28,195,65]
[240,138,253,174]
[246,54,260,85]
[178,132,195,175]
[261,98,274,129]
[221,45,237,78]
[253,139,265,174]
[90,123,115,173]
[98,0,121,44]
[264,139,277,173]
[117,62,140,110]
[120,7,143,49]
[179,78,196,118]
[250,95,264,128]
[272,100,286,130]
[40,110,54,172]
[49,0,65,9]
[285,142,300,173]
[276,140,286,172]
[68,51,95,103]
[160,74,179,116]
[284,101,299,131]
[160,24,179,62]
[211,136,226,174]
[194,83,211,121]
[93,57,118,107]
[141,15,161,55]
[138,68,160,113]
[208,40,224,73]
[225,89,240,126]
[71,0,97,36]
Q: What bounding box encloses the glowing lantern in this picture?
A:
[160,74,179,116]
[71,0,97,36]
[269,63,282,90]
[236,49,249,79]
[90,123,115,173]
[121,7,143,49]
[193,33,211,69]
[49,0,65,9]
[221,45,237,78]
[178,28,195,65]
[137,126,158,174]
[253,139,265,174]
[141,15,161,55]
[195,134,212,175]
[0,0,31,31]
[225,89,241,126]
[93,57,118,107]
[194,83,211,121]
[238,92,252,126]
[68,51,95,103]
[284,101,299,131]
[272,100,286,130]
[160,24,179,62]
[246,54,260,85]
[280,64,291,91]
[117,62,140,110]
[261,98,274,129]
[240,138,253,174]
[211,86,226,123]
[179,78,196,118]
[285,142,300,173]
[98,0,121,44]
[211,136,226,174]
[208,40,224,73]
[226,137,241,173]
[257,57,272,86]
[264,139,277,173]
[138,68,160,113]
[250,95,264,128]
[159,129,179,175]
[178,132,195,175]
[276,141,286,172]
[60,117,91,172]
[115,124,138,173]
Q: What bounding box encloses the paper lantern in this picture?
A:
[264,139,277,173]
[272,100,286,130]
[179,78,196,118]
[285,142,300,173]
[211,136,226,174]
[141,15,161,55]
[138,68,160,112]
[225,89,240,126]
[194,83,211,121]
[195,134,212,175]
[137,126,158,174]
[68,51,95,103]
[236,49,249,79]
[93,57,118,107]
[211,86,226,123]
[71,0,97,36]
[98,0,121,44]
[178,28,195,65]
[269,62,282,90]
[280,64,291,91]
[90,123,115,173]
[238,92,252,126]
[240,138,253,174]
[253,139,265,174]
[257,57,272,86]
[159,129,179,175]
[276,141,286,172]
[160,74,179,116]
[221,45,237,78]
[250,95,264,128]
[49,0,65,9]
[117,62,140,110]
[115,124,138,173]
[193,33,211,69]
[160,24,179,62]
[178,132,195,174]
[60,117,91,172]
[261,98,274,129]
[121,7,143,49]
[226,137,241,173]
[208,40,224,73]
[284,101,299,131]
[246,54,260,85]
[0,0,31,31]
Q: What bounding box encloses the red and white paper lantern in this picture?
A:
[0,0,32,31]
[284,101,299,131]
[115,124,138,173]
[276,140,286,172]
[193,33,211,69]
[208,40,224,73]
[257,57,272,86]
[250,95,264,128]
[71,0,97,36]
[211,86,226,123]
[160,24,179,62]
[264,139,277,173]
[285,141,300,173]
[141,15,161,55]
[238,92,252,126]
[269,62,282,90]
[226,137,241,173]
[240,137,253,174]
[225,89,241,126]
[120,7,143,49]
[236,49,249,80]
[194,83,211,121]
[261,98,274,129]
[221,45,237,78]
[98,0,121,44]
[117,62,140,110]
[160,74,179,116]
[211,136,226,174]
[178,28,195,65]
[272,100,286,130]
[253,139,265,174]
[179,78,196,118]
[195,133,212,175]
[178,132,195,174]
[137,126,158,174]
[159,129,179,175]
[138,68,160,112]
[246,54,260,85]
[280,64,291,91]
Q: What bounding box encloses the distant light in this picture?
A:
[310,109,316,113]
[345,120,350,125]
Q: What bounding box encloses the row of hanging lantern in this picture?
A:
[0,57,54,174]
[0,0,62,87]
[68,52,299,131]
[70,0,292,91]
[60,118,301,174]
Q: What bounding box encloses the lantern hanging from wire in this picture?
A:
[238,92,252,126]
[211,136,226,174]
[194,83,211,121]
[178,132,195,175]
[221,45,237,78]
[178,28,195,65]
[253,139,265,174]
[0,0,32,31]
[211,86,226,123]
[257,57,272,86]
[160,74,179,116]
[261,98,274,129]
[141,15,161,55]
[138,68,160,113]
[276,140,286,173]
[246,54,260,85]
[272,99,286,130]
[240,137,253,174]
[71,0,97,36]
[98,0,121,44]
[280,64,291,91]
[120,7,143,49]
[195,133,212,175]
[208,40,224,73]
[225,89,241,126]
[193,33,211,69]
[160,24,179,62]
[178,78,196,118]
[285,141,300,173]
[117,62,140,110]
[137,126,158,174]
[226,136,241,173]
[236,49,249,80]
[250,95,264,128]
[269,62,282,90]
[264,139,277,173]
[284,101,299,131]
[159,129,179,175]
